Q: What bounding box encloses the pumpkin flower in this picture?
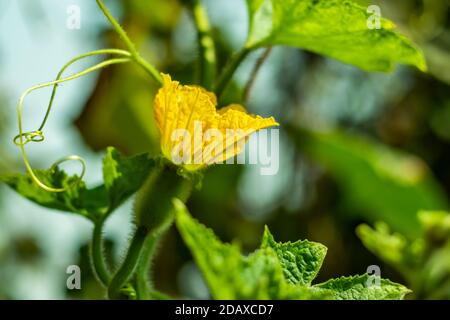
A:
[153,74,278,171]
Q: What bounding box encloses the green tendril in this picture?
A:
[15,51,131,192]
[39,49,131,131]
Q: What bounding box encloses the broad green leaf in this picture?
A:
[1,167,107,218]
[1,147,156,220]
[315,274,411,300]
[174,200,410,300]
[174,200,330,299]
[295,128,448,236]
[245,0,426,72]
[261,226,326,285]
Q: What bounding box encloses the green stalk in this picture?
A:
[132,166,193,299]
[214,47,251,99]
[96,0,163,85]
[108,165,194,300]
[91,219,111,287]
[192,0,216,89]
[108,226,148,299]
[135,233,159,300]
[134,166,193,233]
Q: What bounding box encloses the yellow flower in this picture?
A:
[153,74,278,170]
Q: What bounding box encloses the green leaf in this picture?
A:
[102,147,157,212]
[1,147,156,220]
[261,226,327,285]
[174,199,330,299]
[174,200,410,299]
[1,167,107,218]
[245,0,426,72]
[315,274,411,300]
[295,128,448,237]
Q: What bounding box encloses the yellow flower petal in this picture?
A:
[153,74,278,170]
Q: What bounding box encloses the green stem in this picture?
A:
[135,233,159,300]
[96,0,163,85]
[91,219,111,286]
[214,47,251,99]
[131,166,194,299]
[108,226,148,299]
[192,0,216,89]
[134,55,163,84]
[96,0,136,54]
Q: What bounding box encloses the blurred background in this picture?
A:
[0,0,449,299]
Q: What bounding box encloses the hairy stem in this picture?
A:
[135,233,159,300]
[108,226,148,299]
[131,166,194,299]
[91,219,111,286]
[192,0,216,89]
[96,0,162,84]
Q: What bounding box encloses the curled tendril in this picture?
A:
[16,49,132,192]
[50,155,87,180]
[13,130,45,145]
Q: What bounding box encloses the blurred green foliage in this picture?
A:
[358,211,450,299]
[294,128,448,236]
